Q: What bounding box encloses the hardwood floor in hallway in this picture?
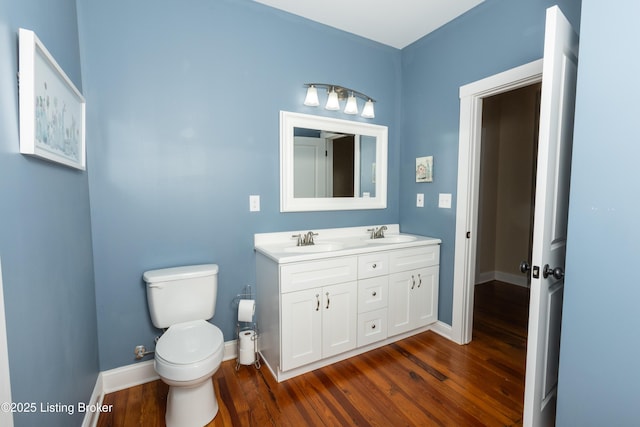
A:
[97,281,529,427]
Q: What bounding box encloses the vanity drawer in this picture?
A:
[389,245,440,273]
[358,252,389,279]
[358,276,388,313]
[280,257,358,293]
[357,308,388,347]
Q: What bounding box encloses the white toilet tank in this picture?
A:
[143,264,219,329]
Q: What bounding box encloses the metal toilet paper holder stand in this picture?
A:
[233,286,260,371]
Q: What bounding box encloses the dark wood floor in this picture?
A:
[97,281,529,427]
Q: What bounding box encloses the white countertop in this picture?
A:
[254,224,441,264]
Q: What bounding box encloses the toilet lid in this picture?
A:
[156,320,223,365]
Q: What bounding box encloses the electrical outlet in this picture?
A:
[416,193,424,207]
[249,195,260,212]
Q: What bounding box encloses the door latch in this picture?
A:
[532,265,540,279]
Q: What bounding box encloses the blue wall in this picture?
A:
[76,0,402,370]
[556,0,640,424]
[399,0,581,323]
[0,1,98,426]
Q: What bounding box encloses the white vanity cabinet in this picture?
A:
[254,226,441,382]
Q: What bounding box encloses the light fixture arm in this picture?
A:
[304,83,376,103]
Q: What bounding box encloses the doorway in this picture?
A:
[473,83,541,357]
[475,83,541,290]
[451,59,543,345]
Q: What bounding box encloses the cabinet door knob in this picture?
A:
[371,324,376,330]
[372,263,377,269]
[372,291,377,297]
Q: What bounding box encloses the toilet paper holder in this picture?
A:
[234,285,260,370]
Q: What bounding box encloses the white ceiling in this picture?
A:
[254,0,485,49]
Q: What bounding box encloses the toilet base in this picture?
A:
[165,377,218,427]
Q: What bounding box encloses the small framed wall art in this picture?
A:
[416,156,433,183]
[18,28,86,170]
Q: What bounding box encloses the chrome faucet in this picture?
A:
[367,225,387,239]
[304,231,318,245]
[292,231,318,246]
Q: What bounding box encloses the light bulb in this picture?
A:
[361,99,375,118]
[304,85,319,107]
[325,88,340,111]
[344,93,358,115]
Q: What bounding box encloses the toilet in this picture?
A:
[143,264,224,427]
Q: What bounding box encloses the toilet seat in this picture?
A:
[155,320,224,382]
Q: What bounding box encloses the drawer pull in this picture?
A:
[372,291,377,297]
[315,294,320,311]
[371,324,376,330]
[372,263,377,269]
[326,292,330,309]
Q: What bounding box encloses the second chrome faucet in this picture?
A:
[367,225,387,239]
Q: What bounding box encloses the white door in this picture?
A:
[412,266,439,328]
[293,137,327,198]
[387,271,413,336]
[281,288,322,371]
[523,6,578,426]
[322,282,358,358]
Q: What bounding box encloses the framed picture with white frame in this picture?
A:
[416,156,433,182]
[18,28,86,170]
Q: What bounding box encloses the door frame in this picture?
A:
[451,59,543,345]
[0,258,14,427]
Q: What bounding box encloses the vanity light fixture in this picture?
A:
[304,83,375,119]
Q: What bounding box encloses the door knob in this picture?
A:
[520,261,531,274]
[543,264,565,280]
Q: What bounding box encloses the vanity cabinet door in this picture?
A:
[412,266,439,328]
[388,266,439,336]
[281,282,357,371]
[281,288,322,371]
[322,281,358,358]
[387,271,413,336]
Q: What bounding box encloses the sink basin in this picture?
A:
[283,242,345,253]
[364,235,417,244]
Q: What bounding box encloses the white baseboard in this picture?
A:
[476,270,529,288]
[83,339,239,427]
[430,320,454,342]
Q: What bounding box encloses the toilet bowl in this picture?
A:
[155,320,224,427]
[143,264,223,427]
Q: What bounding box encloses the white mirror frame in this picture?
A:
[280,111,388,212]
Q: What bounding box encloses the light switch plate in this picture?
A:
[416,193,424,207]
[438,193,452,209]
[249,195,260,212]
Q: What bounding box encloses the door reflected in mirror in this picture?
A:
[281,111,387,212]
[294,129,377,199]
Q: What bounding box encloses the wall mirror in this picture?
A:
[280,111,388,212]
